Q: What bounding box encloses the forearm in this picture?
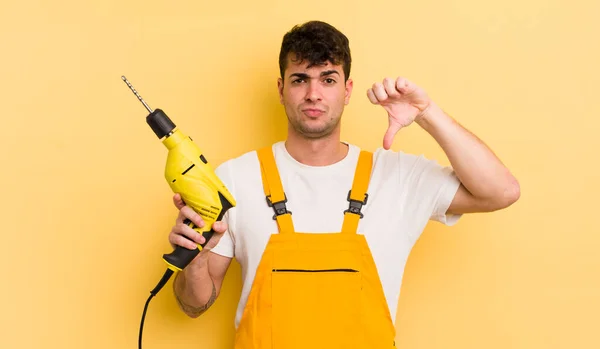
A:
[173,255,217,318]
[416,102,520,205]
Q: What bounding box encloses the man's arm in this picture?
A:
[367,76,520,214]
[416,102,520,214]
[169,192,234,318]
[173,252,232,318]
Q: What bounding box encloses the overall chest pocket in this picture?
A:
[271,250,363,349]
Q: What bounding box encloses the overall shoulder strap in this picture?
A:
[257,146,295,234]
[341,150,373,234]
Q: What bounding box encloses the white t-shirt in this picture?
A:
[211,141,462,329]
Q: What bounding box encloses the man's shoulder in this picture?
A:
[365,146,445,175]
[215,148,260,173]
[361,145,401,164]
[214,142,282,178]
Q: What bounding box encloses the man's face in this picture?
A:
[277,56,353,139]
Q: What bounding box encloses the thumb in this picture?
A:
[212,221,228,233]
[383,119,402,150]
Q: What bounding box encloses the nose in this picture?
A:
[305,80,321,102]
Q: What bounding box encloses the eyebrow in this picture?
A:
[288,70,340,79]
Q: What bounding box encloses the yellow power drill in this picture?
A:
[121,76,236,349]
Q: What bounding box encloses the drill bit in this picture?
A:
[122,75,153,113]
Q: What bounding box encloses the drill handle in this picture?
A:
[162,219,215,271]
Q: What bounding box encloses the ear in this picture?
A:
[344,78,353,105]
[277,77,284,105]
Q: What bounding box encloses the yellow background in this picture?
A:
[1,0,598,348]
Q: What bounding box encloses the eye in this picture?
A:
[292,78,306,84]
[324,78,336,84]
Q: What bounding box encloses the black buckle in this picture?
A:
[266,194,292,220]
[344,190,368,218]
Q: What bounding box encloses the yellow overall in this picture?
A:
[234,146,396,349]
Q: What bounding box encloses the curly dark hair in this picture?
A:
[279,21,351,82]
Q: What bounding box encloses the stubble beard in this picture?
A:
[286,108,342,140]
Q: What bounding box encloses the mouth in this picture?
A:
[302,108,325,118]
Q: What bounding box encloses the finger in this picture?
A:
[203,222,228,250]
[172,193,185,210]
[395,77,410,93]
[372,82,388,102]
[383,77,399,97]
[366,88,379,104]
[176,211,185,225]
[183,223,207,244]
[170,225,202,249]
[212,221,228,234]
[173,234,200,250]
[180,205,205,228]
[383,119,403,150]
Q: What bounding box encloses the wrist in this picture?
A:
[176,255,210,300]
[186,253,209,275]
[415,101,436,125]
[415,101,449,131]
[174,255,217,317]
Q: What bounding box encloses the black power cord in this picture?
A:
[139,268,175,349]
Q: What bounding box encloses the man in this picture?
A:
[169,20,520,348]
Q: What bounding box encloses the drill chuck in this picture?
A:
[147,109,176,139]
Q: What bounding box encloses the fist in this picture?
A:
[366,77,431,150]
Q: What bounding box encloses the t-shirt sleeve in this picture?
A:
[209,160,236,258]
[429,165,462,226]
[399,152,463,226]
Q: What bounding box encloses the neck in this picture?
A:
[284,130,349,166]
